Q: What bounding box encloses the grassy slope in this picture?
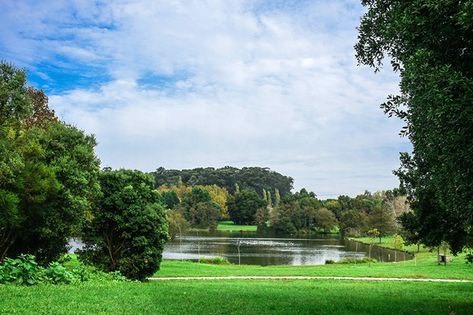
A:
[1,280,472,314]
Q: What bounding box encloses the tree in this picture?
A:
[227,189,266,225]
[179,187,221,229]
[356,0,473,254]
[166,210,190,240]
[368,204,396,243]
[314,208,338,233]
[0,62,31,125]
[79,169,168,280]
[0,62,100,263]
[159,190,180,209]
[339,209,367,237]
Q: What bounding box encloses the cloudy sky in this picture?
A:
[0,0,410,198]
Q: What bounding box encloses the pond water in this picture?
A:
[163,231,413,266]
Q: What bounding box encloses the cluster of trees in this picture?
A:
[356,0,473,254]
[153,166,294,195]
[0,62,168,280]
[254,189,407,239]
[159,172,409,241]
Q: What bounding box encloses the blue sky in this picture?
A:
[0,0,410,198]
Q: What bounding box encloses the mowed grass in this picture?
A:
[1,280,472,314]
[217,221,257,232]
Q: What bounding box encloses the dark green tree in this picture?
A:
[0,62,100,263]
[227,189,267,225]
[79,169,168,280]
[314,208,338,233]
[160,190,180,209]
[178,187,221,229]
[355,0,473,253]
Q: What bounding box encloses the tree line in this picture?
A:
[153,166,294,196]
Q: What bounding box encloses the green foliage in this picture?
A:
[159,190,180,209]
[269,189,324,234]
[337,257,377,264]
[198,256,231,265]
[227,189,266,225]
[166,209,190,240]
[392,234,404,251]
[178,186,221,229]
[314,208,338,233]
[154,166,293,196]
[356,0,473,254]
[0,62,31,125]
[0,254,42,285]
[79,168,168,281]
[0,254,86,285]
[0,62,101,263]
[339,209,367,237]
[367,204,396,241]
[44,262,75,284]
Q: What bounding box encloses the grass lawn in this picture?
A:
[3,237,472,314]
[1,279,472,314]
[217,220,257,232]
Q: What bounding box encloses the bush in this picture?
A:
[0,254,42,285]
[44,262,75,284]
[198,256,231,265]
[337,257,377,264]
[0,254,128,285]
[465,253,473,264]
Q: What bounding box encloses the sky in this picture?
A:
[0,0,411,198]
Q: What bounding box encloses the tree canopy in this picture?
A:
[79,169,168,280]
[0,62,100,263]
[356,0,473,253]
[154,166,293,196]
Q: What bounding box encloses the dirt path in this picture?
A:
[148,276,473,283]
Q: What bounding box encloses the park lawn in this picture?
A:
[217,221,257,232]
[1,279,472,314]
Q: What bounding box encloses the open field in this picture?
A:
[216,221,258,232]
[1,279,472,314]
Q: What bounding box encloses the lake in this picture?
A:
[163,231,413,266]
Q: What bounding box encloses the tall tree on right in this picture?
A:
[355,1,473,253]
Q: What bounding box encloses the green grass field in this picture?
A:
[1,279,472,314]
[2,236,472,314]
[217,221,258,232]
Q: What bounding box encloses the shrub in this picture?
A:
[338,257,377,264]
[45,262,75,284]
[198,256,231,265]
[465,253,473,264]
[0,254,43,285]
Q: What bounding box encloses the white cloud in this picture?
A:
[2,0,410,198]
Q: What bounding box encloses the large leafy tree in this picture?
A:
[355,1,473,253]
[227,189,267,225]
[0,62,101,263]
[79,169,168,280]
